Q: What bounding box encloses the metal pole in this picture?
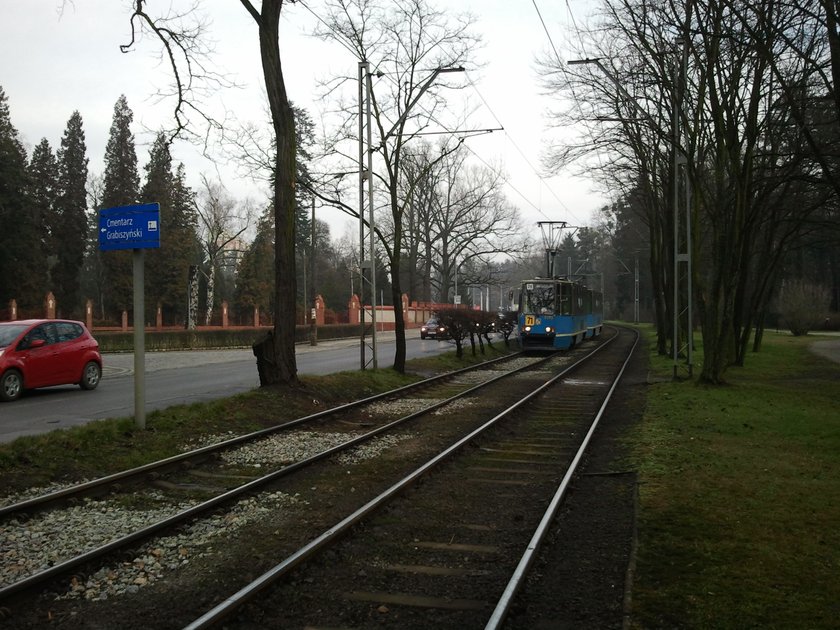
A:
[454,258,458,302]
[672,50,680,379]
[683,37,693,377]
[634,255,640,324]
[309,196,317,346]
[366,67,378,368]
[133,249,145,429]
[358,61,367,370]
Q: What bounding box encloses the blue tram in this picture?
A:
[518,277,603,350]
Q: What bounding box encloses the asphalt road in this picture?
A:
[0,333,454,444]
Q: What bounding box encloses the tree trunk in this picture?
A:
[391,257,407,374]
[245,0,297,385]
[187,265,199,330]
[204,264,215,326]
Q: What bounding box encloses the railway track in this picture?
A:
[0,347,563,608]
[0,350,526,519]
[179,325,637,629]
[1,326,636,628]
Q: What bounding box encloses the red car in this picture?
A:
[0,319,102,402]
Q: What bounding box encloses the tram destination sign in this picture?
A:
[99,203,161,251]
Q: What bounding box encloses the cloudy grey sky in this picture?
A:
[0,0,605,238]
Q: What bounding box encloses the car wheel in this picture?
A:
[421,333,426,339]
[80,362,101,390]
[1,370,23,402]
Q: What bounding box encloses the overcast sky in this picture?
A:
[0,0,605,240]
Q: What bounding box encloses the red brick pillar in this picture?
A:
[156,303,163,329]
[222,301,229,328]
[348,294,360,325]
[45,292,56,319]
[315,295,325,326]
[122,310,128,331]
[9,299,17,321]
[85,300,93,330]
[253,306,260,328]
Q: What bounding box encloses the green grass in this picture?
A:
[631,327,840,629]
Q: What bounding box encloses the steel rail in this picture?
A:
[0,350,524,519]
[182,331,619,629]
[0,349,551,602]
[485,326,639,629]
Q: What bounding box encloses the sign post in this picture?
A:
[99,203,160,429]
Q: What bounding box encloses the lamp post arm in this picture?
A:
[568,57,658,129]
[382,66,465,143]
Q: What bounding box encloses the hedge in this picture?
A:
[95,324,364,353]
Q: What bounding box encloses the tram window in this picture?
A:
[559,284,570,315]
[523,283,556,314]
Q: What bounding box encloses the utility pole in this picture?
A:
[672,36,693,378]
[358,61,376,369]
[309,196,317,346]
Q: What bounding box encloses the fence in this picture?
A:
[3,293,462,332]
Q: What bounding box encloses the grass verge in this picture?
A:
[631,327,840,629]
[0,341,515,496]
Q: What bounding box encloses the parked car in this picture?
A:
[0,319,102,402]
[420,317,448,340]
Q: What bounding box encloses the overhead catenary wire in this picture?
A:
[464,71,580,223]
[298,0,591,225]
[531,0,618,211]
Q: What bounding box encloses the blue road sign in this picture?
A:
[99,203,161,251]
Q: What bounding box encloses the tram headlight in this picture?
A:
[545,326,553,333]
[524,326,531,332]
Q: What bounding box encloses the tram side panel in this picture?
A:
[585,289,603,338]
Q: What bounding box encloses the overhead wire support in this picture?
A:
[463,71,578,222]
[357,60,377,370]
[537,220,577,277]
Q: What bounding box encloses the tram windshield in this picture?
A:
[522,282,556,315]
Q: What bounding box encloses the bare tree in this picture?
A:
[313,0,480,373]
[541,0,834,383]
[397,141,445,303]
[539,0,675,354]
[424,146,523,301]
[122,1,300,384]
[193,175,252,325]
[83,172,107,320]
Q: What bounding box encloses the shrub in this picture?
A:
[776,280,830,336]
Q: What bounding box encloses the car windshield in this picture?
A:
[0,324,28,348]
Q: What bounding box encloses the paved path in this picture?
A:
[809,333,840,364]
